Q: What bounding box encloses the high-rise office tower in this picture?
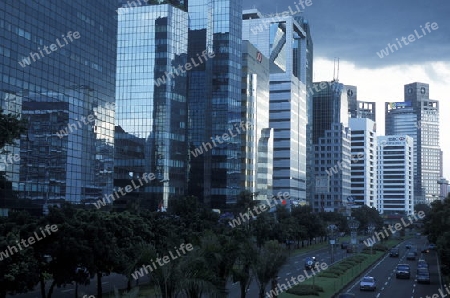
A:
[346,85,376,121]
[187,0,243,209]
[377,135,414,214]
[0,1,116,209]
[241,41,273,201]
[347,85,358,118]
[115,3,189,210]
[242,9,312,201]
[357,101,376,122]
[311,81,351,212]
[349,118,377,209]
[385,82,441,204]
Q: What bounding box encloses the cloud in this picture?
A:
[244,0,450,68]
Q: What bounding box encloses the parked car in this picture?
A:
[389,247,399,257]
[406,252,416,260]
[304,257,319,270]
[396,264,411,279]
[360,276,377,291]
[341,242,349,249]
[418,259,429,269]
[416,268,431,284]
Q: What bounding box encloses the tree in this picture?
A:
[0,108,27,149]
[0,109,27,209]
[414,203,431,217]
[0,212,40,298]
[291,206,326,245]
[423,197,450,275]
[252,240,287,298]
[351,205,383,233]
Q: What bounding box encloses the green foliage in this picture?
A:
[423,197,450,276]
[253,240,288,298]
[0,108,27,150]
[351,205,384,233]
[286,284,324,296]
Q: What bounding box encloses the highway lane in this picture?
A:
[227,242,356,297]
[341,236,442,298]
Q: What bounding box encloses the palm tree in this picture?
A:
[252,240,288,298]
[231,236,257,298]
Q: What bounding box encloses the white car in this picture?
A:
[360,276,377,291]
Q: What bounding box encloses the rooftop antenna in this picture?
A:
[332,57,340,82]
[336,57,340,82]
[333,57,336,81]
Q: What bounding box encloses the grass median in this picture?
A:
[280,239,402,298]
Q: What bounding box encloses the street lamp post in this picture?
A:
[367,223,376,255]
[348,219,360,254]
[327,224,338,263]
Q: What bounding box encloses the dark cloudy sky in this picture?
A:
[243,0,450,68]
[243,0,450,177]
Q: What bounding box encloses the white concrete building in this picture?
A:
[377,135,414,215]
[349,118,377,209]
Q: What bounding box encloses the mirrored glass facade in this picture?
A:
[311,81,351,212]
[116,4,188,209]
[385,82,441,205]
[187,0,242,208]
[241,41,273,201]
[0,1,117,208]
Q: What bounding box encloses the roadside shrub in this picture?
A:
[287,284,324,296]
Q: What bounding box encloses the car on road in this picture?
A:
[360,276,377,291]
[405,243,412,249]
[396,264,411,279]
[304,257,319,270]
[416,268,431,284]
[418,259,429,269]
[421,247,430,253]
[428,243,437,250]
[406,252,416,260]
[389,247,399,257]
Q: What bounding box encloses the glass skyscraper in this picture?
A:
[0,1,117,209]
[187,0,243,209]
[385,82,441,205]
[241,40,273,201]
[115,4,188,210]
[311,81,351,212]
